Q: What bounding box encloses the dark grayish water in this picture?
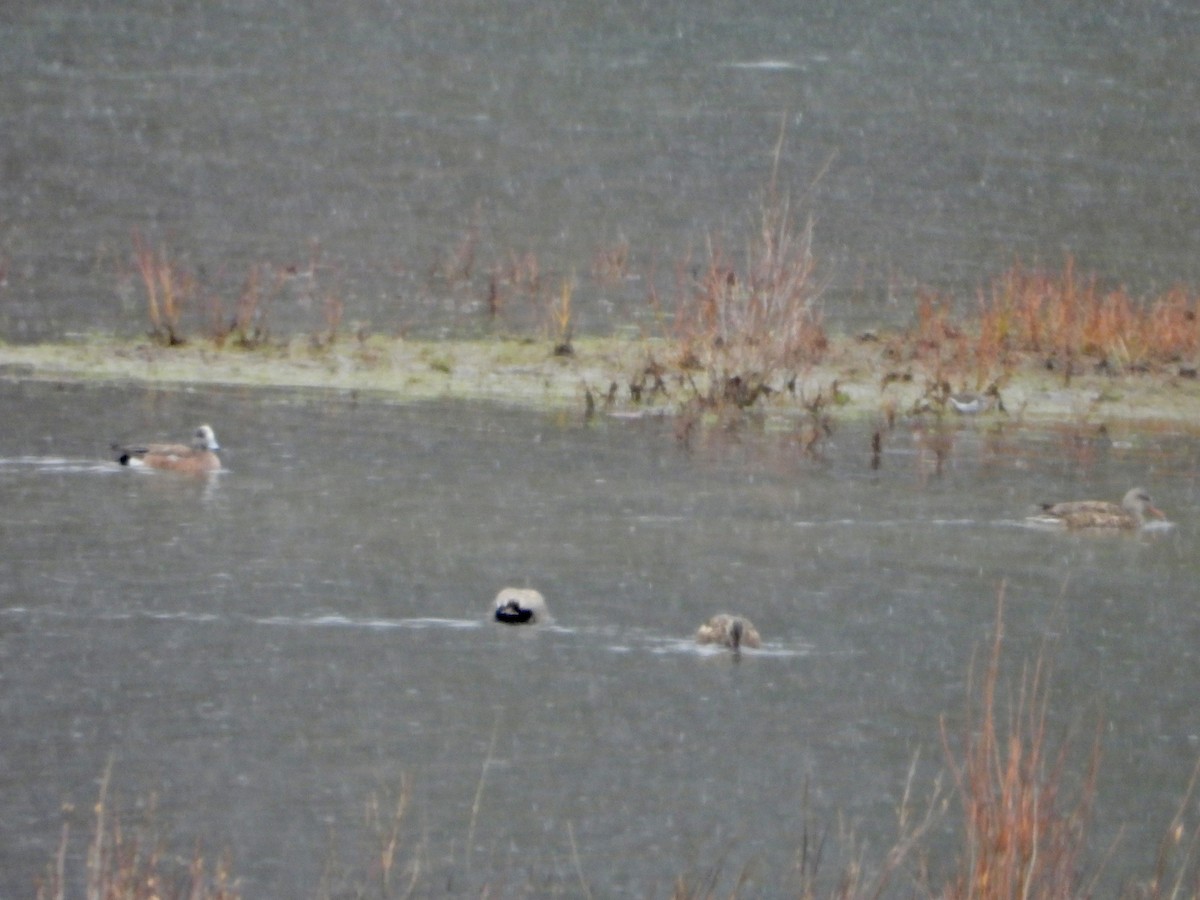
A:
[0,379,1198,895]
[3,1,1200,342]
[4,2,1200,896]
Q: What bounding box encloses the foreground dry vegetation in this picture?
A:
[34,595,1200,899]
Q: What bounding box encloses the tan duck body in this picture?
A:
[114,424,222,473]
[695,614,762,650]
[1035,487,1164,530]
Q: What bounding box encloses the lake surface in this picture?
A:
[4,3,1200,894]
[3,1,1200,343]
[1,379,1198,896]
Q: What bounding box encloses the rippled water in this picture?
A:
[1,379,1198,895]
[3,1,1200,342]
[4,4,1200,893]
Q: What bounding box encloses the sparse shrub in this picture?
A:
[939,590,1100,899]
[549,275,574,355]
[672,183,825,413]
[431,209,480,285]
[591,236,630,286]
[484,249,543,325]
[318,293,344,347]
[131,230,194,345]
[228,263,277,347]
[36,765,240,900]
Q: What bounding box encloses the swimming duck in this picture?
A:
[695,614,762,651]
[1032,487,1164,530]
[493,588,548,625]
[113,424,222,473]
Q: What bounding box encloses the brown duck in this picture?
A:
[113,424,222,473]
[695,614,762,651]
[1034,487,1164,530]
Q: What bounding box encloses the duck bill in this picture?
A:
[1147,504,1165,520]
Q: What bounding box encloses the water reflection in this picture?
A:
[0,381,1197,895]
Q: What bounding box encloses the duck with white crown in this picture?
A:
[493,588,549,624]
[113,424,222,473]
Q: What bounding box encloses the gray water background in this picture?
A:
[2,1,1200,342]
[0,380,1198,896]
[4,1,1200,896]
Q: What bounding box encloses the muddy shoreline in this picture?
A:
[2,333,1199,429]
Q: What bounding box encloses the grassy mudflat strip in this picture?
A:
[3,333,1200,427]
[0,335,642,406]
[37,218,1200,428]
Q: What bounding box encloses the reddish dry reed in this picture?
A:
[131,230,194,346]
[215,262,280,348]
[131,234,352,350]
[431,209,480,285]
[590,237,630,286]
[939,588,1100,900]
[484,249,543,324]
[975,257,1200,375]
[670,187,826,412]
[36,764,240,900]
[314,776,422,900]
[548,275,575,355]
[900,257,1200,401]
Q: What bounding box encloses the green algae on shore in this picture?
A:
[2,333,1200,428]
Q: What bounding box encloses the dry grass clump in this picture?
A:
[131,230,195,346]
[937,590,1200,900]
[651,121,826,414]
[430,208,480,286]
[129,234,347,350]
[977,257,1200,375]
[1129,761,1200,900]
[670,188,826,413]
[938,591,1100,900]
[547,275,575,356]
[36,765,240,900]
[591,236,631,286]
[315,776,425,900]
[483,249,543,323]
[894,258,1200,409]
[209,262,279,348]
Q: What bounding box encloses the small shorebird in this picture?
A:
[1030,487,1165,530]
[948,384,1004,414]
[493,587,548,624]
[695,614,762,651]
[113,424,222,473]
